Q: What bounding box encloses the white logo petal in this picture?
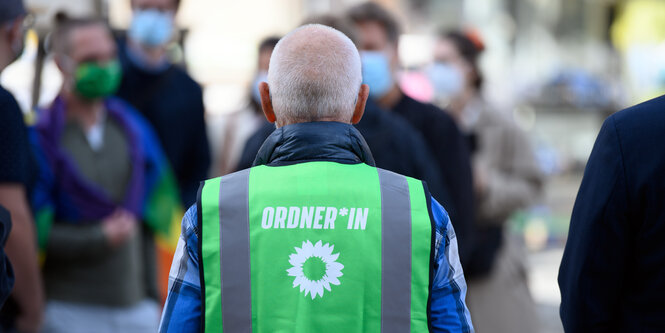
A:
[286,240,344,299]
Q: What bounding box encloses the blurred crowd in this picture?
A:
[0,0,598,332]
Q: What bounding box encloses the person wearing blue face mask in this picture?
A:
[347,2,476,273]
[116,0,211,208]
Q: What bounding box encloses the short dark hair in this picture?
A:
[302,14,358,46]
[347,2,400,44]
[50,12,109,56]
[258,36,280,54]
[130,0,182,11]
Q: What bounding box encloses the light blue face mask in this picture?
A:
[426,62,463,101]
[129,9,174,47]
[360,51,394,99]
[251,71,268,104]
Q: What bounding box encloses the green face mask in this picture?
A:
[74,59,122,99]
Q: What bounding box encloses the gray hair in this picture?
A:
[267,24,362,124]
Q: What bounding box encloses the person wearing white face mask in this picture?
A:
[434,30,544,333]
[116,0,211,209]
[347,2,477,272]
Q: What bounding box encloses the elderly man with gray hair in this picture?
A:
[159,24,473,333]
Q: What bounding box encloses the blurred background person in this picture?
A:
[0,0,44,331]
[235,14,449,211]
[30,14,180,332]
[432,30,544,332]
[210,36,280,177]
[116,0,210,207]
[347,2,475,268]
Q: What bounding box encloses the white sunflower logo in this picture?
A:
[286,240,344,299]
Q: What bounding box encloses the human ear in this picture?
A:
[259,81,276,123]
[351,84,369,124]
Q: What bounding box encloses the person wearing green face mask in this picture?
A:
[30,14,181,332]
[72,59,122,100]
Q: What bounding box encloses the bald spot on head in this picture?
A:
[267,24,362,125]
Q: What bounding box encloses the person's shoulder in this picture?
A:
[399,95,458,128]
[107,97,150,125]
[0,85,14,103]
[0,86,21,116]
[168,65,203,92]
[611,94,665,131]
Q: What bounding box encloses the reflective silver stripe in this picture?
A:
[378,169,412,333]
[218,169,252,332]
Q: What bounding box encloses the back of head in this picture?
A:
[0,0,26,26]
[301,15,359,47]
[267,24,362,125]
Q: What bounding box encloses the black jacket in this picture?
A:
[392,95,475,267]
[116,39,211,207]
[559,94,665,332]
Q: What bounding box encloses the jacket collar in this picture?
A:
[252,121,376,167]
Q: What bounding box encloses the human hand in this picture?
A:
[102,209,138,247]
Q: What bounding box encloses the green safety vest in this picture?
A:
[198,161,434,333]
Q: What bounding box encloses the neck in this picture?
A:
[63,91,104,131]
[377,84,403,110]
[277,117,348,129]
[449,88,476,123]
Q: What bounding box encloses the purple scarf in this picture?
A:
[35,96,146,222]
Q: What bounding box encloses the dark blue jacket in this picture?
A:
[559,94,665,332]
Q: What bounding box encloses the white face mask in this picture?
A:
[426,62,464,102]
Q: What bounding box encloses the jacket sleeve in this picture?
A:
[160,205,202,333]
[429,198,474,333]
[476,123,543,224]
[558,115,629,331]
